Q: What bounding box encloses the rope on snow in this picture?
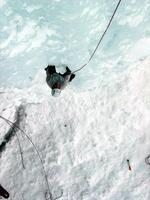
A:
[0,115,63,200]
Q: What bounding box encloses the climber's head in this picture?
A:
[51,88,61,97]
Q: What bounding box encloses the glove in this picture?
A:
[66,66,71,75]
[69,74,75,82]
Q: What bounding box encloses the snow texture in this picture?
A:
[0,0,150,200]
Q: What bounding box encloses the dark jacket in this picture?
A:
[46,71,71,90]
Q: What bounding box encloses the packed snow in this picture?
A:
[0,0,150,200]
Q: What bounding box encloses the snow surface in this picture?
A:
[0,58,150,200]
[0,0,150,199]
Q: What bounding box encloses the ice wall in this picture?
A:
[0,0,150,88]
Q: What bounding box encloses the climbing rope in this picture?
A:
[0,115,63,200]
[73,0,122,74]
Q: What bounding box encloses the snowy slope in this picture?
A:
[0,58,150,200]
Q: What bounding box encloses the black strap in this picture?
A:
[0,185,9,199]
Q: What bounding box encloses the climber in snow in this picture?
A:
[45,65,75,97]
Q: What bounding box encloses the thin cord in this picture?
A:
[5,120,25,169]
[0,116,52,200]
[73,0,122,74]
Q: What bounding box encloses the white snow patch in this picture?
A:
[0,58,150,200]
[0,0,5,8]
